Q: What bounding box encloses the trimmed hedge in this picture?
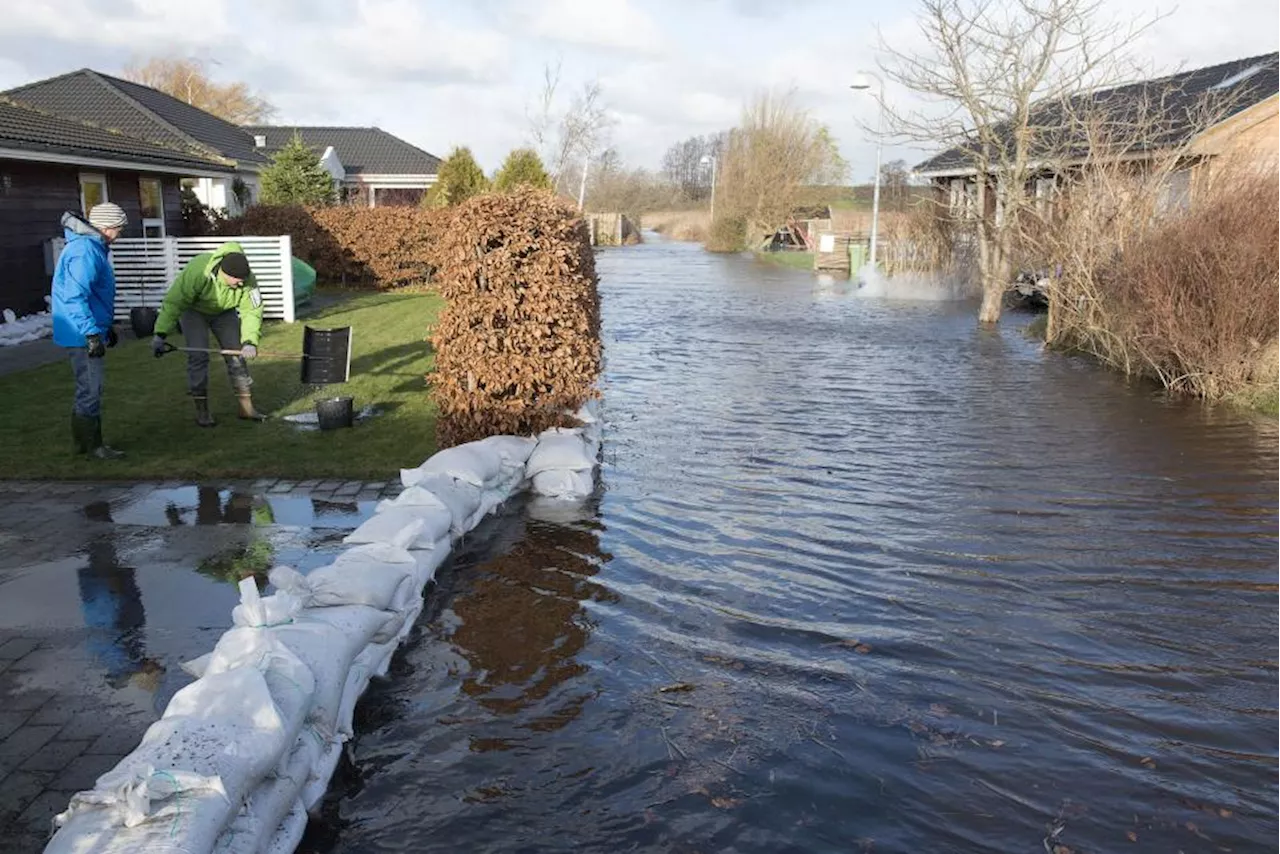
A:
[218,205,447,290]
[430,190,601,446]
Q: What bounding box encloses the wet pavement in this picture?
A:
[0,478,396,853]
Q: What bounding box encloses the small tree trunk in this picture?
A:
[978,278,1004,323]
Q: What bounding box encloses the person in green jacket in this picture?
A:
[151,243,267,427]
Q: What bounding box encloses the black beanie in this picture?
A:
[219,252,251,280]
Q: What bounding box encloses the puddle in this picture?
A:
[105,486,376,530]
[282,403,384,431]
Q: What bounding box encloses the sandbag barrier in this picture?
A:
[44,402,602,854]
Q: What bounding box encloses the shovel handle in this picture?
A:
[162,342,310,360]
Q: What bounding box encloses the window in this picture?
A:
[1157,169,1192,215]
[80,173,108,215]
[139,177,165,238]
[949,178,979,220]
[1034,176,1058,215]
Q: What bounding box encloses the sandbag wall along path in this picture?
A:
[44,404,603,854]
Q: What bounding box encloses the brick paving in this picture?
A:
[0,478,394,853]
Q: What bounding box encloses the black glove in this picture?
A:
[105,327,119,348]
[152,334,168,359]
[86,334,105,359]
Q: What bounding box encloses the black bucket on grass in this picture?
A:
[130,307,158,338]
[316,396,355,430]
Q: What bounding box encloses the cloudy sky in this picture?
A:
[2,0,1276,179]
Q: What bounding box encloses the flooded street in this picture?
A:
[304,238,1279,853]
[1,237,1274,854]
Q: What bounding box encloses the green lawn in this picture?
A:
[0,290,444,480]
[755,250,815,271]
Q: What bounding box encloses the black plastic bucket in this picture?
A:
[130,307,158,338]
[316,396,354,430]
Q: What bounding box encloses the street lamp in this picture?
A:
[851,72,885,270]
[700,154,717,221]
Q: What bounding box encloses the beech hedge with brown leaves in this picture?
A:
[430,190,601,446]
[218,205,447,289]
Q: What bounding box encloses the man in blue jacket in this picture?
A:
[52,203,127,459]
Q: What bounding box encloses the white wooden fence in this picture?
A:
[50,236,295,323]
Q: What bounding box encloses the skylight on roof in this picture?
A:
[1212,63,1268,90]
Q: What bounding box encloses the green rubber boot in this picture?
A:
[71,415,93,455]
[87,417,124,460]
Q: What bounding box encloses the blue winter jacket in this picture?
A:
[52,212,116,347]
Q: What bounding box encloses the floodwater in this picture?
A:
[307,237,1278,853]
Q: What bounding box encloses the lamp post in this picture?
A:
[700,154,717,221]
[577,153,590,211]
[851,72,885,270]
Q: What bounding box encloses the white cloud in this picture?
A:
[522,0,664,54]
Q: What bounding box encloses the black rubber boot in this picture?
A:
[194,396,217,428]
[237,393,268,422]
[87,417,124,460]
[71,415,93,455]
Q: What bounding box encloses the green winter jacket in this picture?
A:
[154,242,264,345]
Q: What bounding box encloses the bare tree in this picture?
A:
[714,90,847,250]
[880,0,1157,323]
[526,63,614,196]
[661,132,730,201]
[123,56,276,124]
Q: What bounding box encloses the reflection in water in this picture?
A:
[79,502,163,692]
[183,489,280,584]
[450,512,615,730]
[165,486,263,526]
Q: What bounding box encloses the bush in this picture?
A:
[423,146,489,208]
[706,215,747,252]
[430,189,601,446]
[1047,164,1279,401]
[493,148,552,192]
[218,204,446,289]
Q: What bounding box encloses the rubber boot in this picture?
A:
[194,396,217,428]
[71,415,93,455]
[237,393,268,422]
[87,417,124,460]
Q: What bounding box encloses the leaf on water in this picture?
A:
[989,740,1006,749]
[929,703,951,716]
[1139,757,1157,769]
[658,682,697,694]
[1218,808,1233,818]
[711,797,743,809]
[854,643,873,654]
[1126,831,1138,842]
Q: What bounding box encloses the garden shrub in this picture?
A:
[430,189,601,446]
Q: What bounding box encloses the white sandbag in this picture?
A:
[270,559,417,614]
[269,606,394,737]
[211,738,311,854]
[527,431,595,475]
[301,740,345,812]
[342,510,426,550]
[402,441,505,488]
[50,670,291,852]
[264,799,308,854]
[412,541,451,588]
[531,468,595,500]
[388,474,483,534]
[231,576,302,629]
[478,434,538,468]
[190,627,317,756]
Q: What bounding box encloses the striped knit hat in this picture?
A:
[88,203,128,230]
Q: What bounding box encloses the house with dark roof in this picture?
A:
[241,126,441,207]
[3,68,272,216]
[914,52,1278,219]
[0,94,235,313]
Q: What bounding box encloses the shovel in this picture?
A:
[161,342,307,360]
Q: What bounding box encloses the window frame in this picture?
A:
[79,172,109,215]
[139,177,165,238]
